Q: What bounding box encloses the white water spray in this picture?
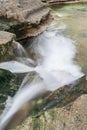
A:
[0,61,34,73]
[0,24,84,130]
[16,57,36,66]
[0,76,47,130]
[26,25,83,90]
[13,41,28,57]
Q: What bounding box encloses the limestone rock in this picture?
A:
[44,76,87,108]
[14,94,87,130]
[41,0,87,5]
[0,31,15,45]
[0,31,16,62]
[0,0,52,40]
[13,76,87,130]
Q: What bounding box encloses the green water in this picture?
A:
[52,4,87,74]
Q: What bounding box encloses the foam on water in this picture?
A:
[27,26,83,90]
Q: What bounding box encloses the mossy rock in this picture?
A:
[14,76,87,130]
[0,69,20,112]
[29,76,87,118]
[40,76,87,111]
[0,31,16,62]
[14,94,87,130]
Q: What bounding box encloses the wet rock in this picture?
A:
[0,69,20,113]
[41,0,87,5]
[0,0,52,40]
[14,94,87,130]
[14,76,87,130]
[43,76,87,108]
[0,31,15,45]
[0,31,17,62]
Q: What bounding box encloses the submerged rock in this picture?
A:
[0,0,52,40]
[41,0,87,5]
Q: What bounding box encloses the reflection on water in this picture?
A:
[52,4,87,74]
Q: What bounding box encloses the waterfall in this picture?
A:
[0,24,84,130]
[13,41,28,57]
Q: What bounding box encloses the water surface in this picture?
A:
[52,4,87,74]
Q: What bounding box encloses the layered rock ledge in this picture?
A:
[41,0,87,5]
[0,0,52,40]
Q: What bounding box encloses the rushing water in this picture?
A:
[0,3,87,130]
[52,3,87,74]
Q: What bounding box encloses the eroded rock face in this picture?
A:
[0,0,52,40]
[41,0,87,5]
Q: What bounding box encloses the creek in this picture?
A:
[0,3,87,130]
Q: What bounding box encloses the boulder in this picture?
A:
[0,31,16,62]
[13,76,87,130]
[0,31,15,45]
[14,94,87,130]
[0,0,52,40]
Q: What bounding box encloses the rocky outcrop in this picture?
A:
[0,0,52,40]
[0,31,15,45]
[41,0,87,5]
[13,76,87,130]
[14,94,87,130]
